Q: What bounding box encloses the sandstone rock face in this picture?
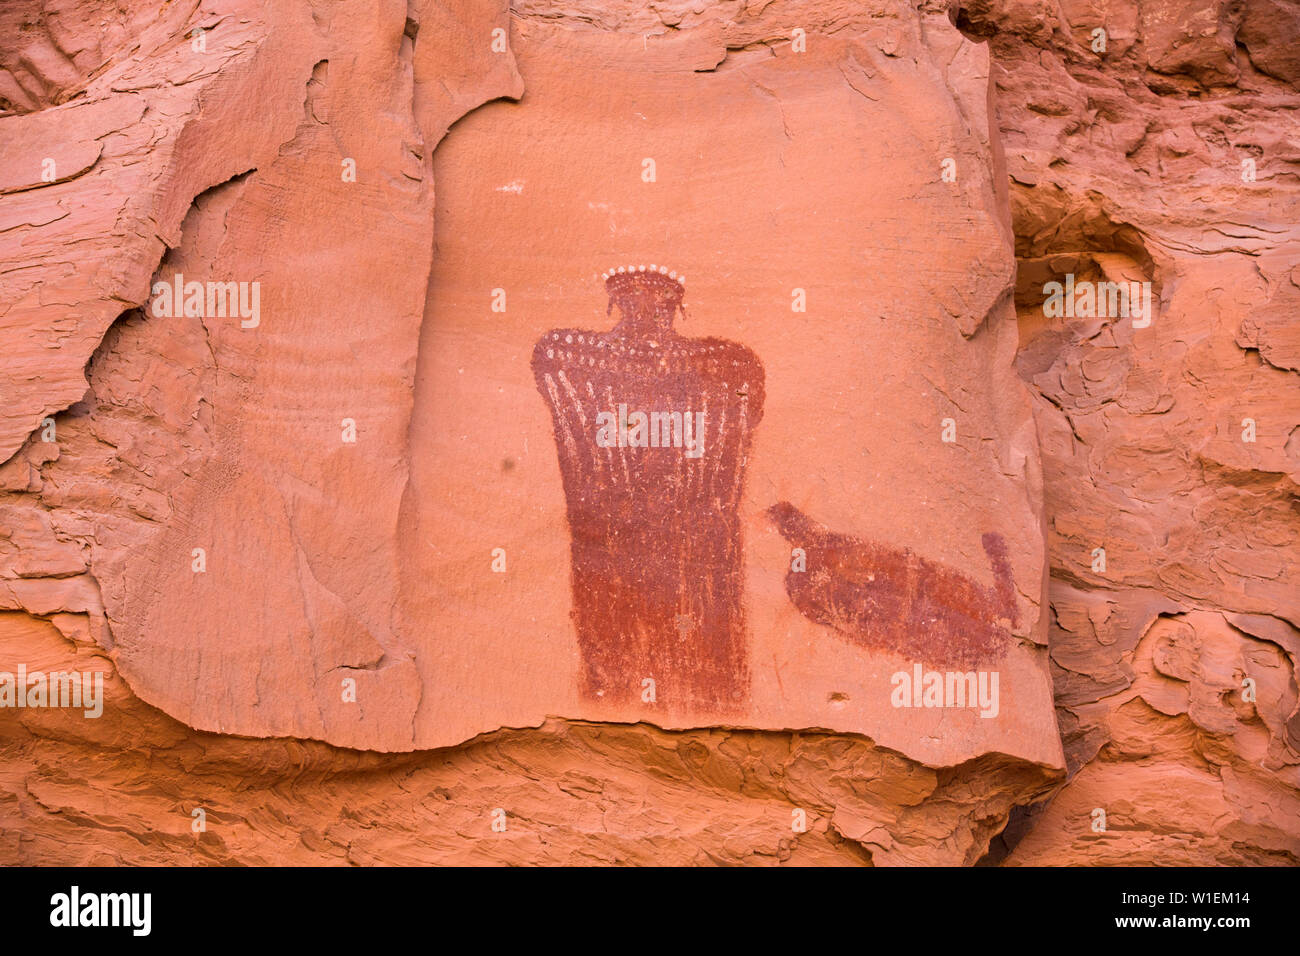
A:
[964,0,1300,865]
[0,0,1295,866]
[400,0,1054,767]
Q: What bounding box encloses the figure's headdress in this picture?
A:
[601,264,684,319]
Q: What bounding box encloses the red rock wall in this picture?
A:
[0,0,1295,865]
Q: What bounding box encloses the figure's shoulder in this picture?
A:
[533,328,593,365]
[690,336,764,375]
[692,334,759,356]
[535,328,585,349]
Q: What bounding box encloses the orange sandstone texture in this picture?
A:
[0,0,1295,865]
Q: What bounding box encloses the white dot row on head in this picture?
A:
[601,264,684,284]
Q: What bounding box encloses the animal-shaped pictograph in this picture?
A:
[767,501,1019,668]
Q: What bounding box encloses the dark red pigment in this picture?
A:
[532,269,764,712]
[767,502,1018,668]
